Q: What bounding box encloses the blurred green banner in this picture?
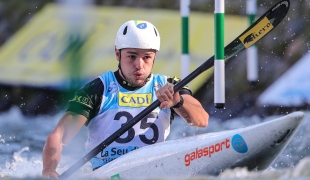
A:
[0,4,247,92]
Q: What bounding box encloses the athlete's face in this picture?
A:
[116,48,156,87]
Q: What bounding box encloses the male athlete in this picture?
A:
[42,20,209,178]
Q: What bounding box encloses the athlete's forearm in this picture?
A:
[174,95,209,127]
[42,132,64,178]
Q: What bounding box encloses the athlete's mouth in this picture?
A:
[134,72,143,78]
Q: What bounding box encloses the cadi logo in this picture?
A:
[118,92,152,107]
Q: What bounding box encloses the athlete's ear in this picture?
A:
[115,47,120,61]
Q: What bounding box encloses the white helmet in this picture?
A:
[115,20,160,51]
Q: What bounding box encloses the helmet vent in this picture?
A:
[123,26,128,35]
[154,28,158,36]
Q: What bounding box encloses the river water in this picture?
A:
[0,106,310,179]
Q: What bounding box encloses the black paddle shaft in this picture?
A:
[59,1,290,179]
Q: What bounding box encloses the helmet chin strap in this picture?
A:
[118,61,127,82]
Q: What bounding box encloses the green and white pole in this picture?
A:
[180,0,190,84]
[214,0,225,109]
[246,0,258,83]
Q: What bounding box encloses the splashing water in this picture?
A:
[0,106,310,179]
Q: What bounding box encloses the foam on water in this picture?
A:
[0,107,310,179]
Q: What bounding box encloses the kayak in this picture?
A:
[88,111,304,179]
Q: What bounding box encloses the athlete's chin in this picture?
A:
[133,80,144,86]
[132,76,144,82]
[127,78,143,86]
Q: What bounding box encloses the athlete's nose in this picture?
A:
[135,58,144,69]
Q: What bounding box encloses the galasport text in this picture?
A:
[184,138,230,166]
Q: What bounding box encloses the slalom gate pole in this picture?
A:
[246,0,258,83]
[214,0,225,109]
[181,0,190,85]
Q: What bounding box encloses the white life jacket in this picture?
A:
[85,71,171,169]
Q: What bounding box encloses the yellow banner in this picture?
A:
[0,4,247,92]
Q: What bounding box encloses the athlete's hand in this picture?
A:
[42,169,59,179]
[155,84,180,109]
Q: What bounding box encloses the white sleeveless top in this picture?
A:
[85,71,171,169]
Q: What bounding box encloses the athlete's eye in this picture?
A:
[143,56,152,60]
[128,55,136,60]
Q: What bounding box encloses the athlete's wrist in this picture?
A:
[172,95,184,109]
[42,169,59,178]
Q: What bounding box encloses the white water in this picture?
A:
[0,106,310,179]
